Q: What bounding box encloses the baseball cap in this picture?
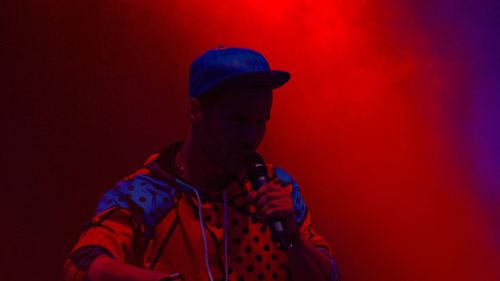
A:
[188,46,291,98]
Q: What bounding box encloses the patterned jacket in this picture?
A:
[64,142,339,281]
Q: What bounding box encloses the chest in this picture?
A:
[143,196,289,281]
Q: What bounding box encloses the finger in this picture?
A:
[280,181,290,187]
[273,178,290,187]
[257,182,283,195]
[257,191,289,208]
[246,190,258,203]
[261,206,295,222]
[259,198,293,216]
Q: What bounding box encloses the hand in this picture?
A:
[246,178,297,235]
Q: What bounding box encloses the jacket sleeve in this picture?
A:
[273,166,341,281]
[63,207,141,281]
[64,173,177,281]
[296,211,341,281]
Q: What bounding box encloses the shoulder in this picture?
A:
[272,166,297,185]
[96,170,178,238]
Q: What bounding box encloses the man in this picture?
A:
[64,46,340,281]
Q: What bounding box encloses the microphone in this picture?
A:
[244,152,290,251]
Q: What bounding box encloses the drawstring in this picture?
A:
[177,178,228,281]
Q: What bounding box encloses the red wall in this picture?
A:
[3,1,498,280]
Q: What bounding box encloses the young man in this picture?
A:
[64,47,340,281]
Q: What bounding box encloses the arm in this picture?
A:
[86,256,173,281]
[64,208,177,281]
[65,173,183,281]
[286,232,339,281]
[247,178,339,281]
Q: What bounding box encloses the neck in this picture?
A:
[176,131,234,193]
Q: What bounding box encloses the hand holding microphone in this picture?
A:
[244,152,297,251]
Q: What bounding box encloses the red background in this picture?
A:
[3,1,499,280]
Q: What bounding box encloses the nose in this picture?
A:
[238,122,265,152]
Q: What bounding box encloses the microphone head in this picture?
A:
[244,152,269,188]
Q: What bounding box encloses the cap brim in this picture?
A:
[214,70,291,91]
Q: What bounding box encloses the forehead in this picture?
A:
[211,87,273,115]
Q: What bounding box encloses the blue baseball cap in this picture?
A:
[189,46,291,98]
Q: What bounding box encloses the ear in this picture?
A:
[187,98,203,123]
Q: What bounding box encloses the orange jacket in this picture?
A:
[65,143,337,281]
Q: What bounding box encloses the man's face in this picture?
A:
[195,87,273,174]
